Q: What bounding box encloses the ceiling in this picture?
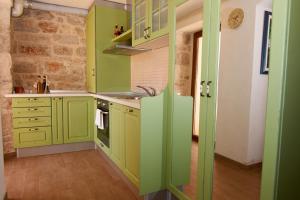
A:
[176,0,203,20]
[34,0,127,9]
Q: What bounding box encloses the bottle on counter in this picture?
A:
[42,75,47,93]
[37,75,43,94]
[114,24,119,37]
[120,26,124,34]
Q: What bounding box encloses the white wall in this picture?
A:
[216,0,271,165]
[247,0,272,164]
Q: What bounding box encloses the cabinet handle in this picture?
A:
[144,29,147,39]
[146,26,151,38]
[28,118,39,121]
[27,98,38,101]
[200,81,205,97]
[128,109,133,113]
[29,128,39,131]
[207,81,212,98]
[28,108,38,111]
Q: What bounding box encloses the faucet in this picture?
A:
[136,85,156,97]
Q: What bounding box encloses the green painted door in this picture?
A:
[86,5,96,93]
[63,97,94,143]
[148,0,169,40]
[124,108,141,187]
[52,97,63,144]
[110,103,125,169]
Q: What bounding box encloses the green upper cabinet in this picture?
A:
[124,108,141,187]
[86,6,96,93]
[132,0,168,46]
[86,4,131,93]
[132,0,148,45]
[63,97,94,143]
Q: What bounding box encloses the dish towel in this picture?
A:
[95,109,104,130]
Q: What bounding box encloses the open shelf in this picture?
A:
[112,29,132,43]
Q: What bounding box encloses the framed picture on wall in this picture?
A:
[260,10,272,75]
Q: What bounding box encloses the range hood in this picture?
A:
[103,44,151,56]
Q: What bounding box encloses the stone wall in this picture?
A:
[175,32,193,96]
[11,9,87,91]
[0,0,13,154]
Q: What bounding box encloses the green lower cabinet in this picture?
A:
[110,104,126,169]
[63,97,94,143]
[13,127,52,148]
[124,108,141,187]
[109,103,141,188]
[52,97,63,144]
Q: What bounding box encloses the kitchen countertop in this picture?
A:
[5,92,141,109]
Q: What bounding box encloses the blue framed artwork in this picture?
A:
[260,11,272,75]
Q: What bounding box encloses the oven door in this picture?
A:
[97,110,110,148]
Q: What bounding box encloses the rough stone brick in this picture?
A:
[13,62,37,74]
[66,15,85,26]
[76,47,86,57]
[19,43,50,56]
[45,61,65,73]
[13,19,40,33]
[53,45,73,56]
[38,21,58,33]
[53,34,79,45]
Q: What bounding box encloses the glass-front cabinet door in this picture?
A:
[132,0,148,46]
[149,0,168,39]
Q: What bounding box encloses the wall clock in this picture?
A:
[228,8,244,29]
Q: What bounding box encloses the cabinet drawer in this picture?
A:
[109,103,128,112]
[13,127,52,148]
[13,107,51,118]
[12,98,51,108]
[13,117,51,128]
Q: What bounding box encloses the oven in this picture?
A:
[96,99,110,148]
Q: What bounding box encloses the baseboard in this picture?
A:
[16,142,95,158]
[214,153,262,169]
[4,152,17,160]
[3,192,7,200]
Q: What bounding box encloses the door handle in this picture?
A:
[146,27,151,38]
[144,28,147,39]
[200,81,205,97]
[207,81,212,98]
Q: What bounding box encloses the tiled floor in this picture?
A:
[4,150,141,200]
[4,145,262,200]
[184,141,262,200]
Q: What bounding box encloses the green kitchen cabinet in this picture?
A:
[63,97,94,143]
[12,97,52,148]
[109,103,126,169]
[124,108,141,187]
[132,0,169,46]
[13,127,52,148]
[109,103,141,188]
[52,97,63,144]
[12,97,51,108]
[86,6,96,93]
[86,5,131,93]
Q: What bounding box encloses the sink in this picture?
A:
[98,92,147,100]
[50,90,88,94]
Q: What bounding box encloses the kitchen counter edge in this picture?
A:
[5,93,141,110]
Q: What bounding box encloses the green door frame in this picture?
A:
[168,0,296,199]
[197,0,297,200]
